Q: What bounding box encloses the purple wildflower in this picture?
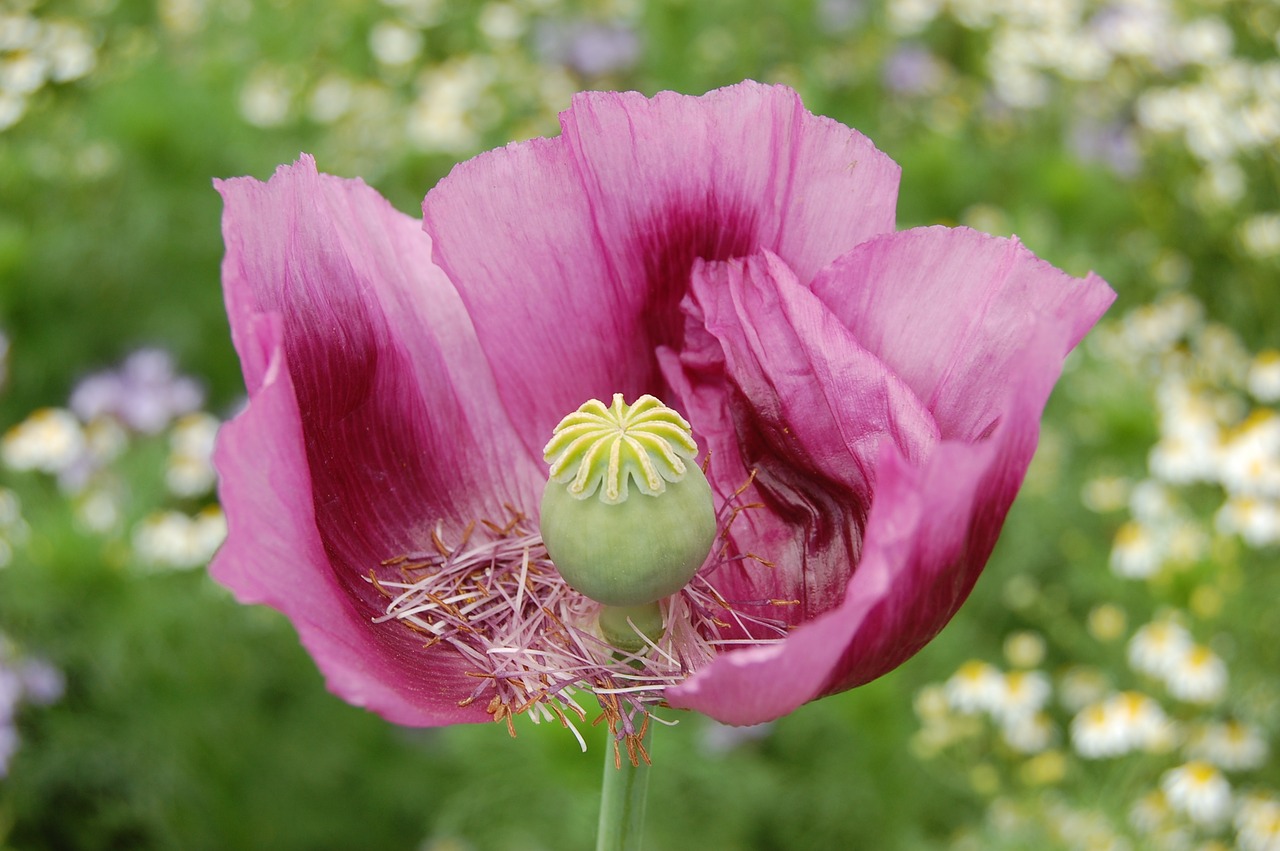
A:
[535,20,641,77]
[70,349,204,435]
[1069,116,1143,178]
[883,45,947,96]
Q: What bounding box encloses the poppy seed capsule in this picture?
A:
[540,394,717,608]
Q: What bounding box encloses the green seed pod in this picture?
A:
[540,394,717,608]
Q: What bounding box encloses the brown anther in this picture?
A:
[552,702,586,725]
[731,468,758,499]
[481,507,525,536]
[632,733,651,767]
[367,569,393,598]
[424,591,465,621]
[540,606,569,632]
[431,527,451,557]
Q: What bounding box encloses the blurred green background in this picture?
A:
[2,0,1278,848]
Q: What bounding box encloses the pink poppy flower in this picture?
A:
[212,81,1113,737]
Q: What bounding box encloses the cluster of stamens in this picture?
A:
[365,474,792,757]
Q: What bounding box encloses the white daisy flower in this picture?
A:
[1218,412,1280,498]
[1150,380,1222,485]
[1,408,86,474]
[1236,793,1280,851]
[1165,644,1228,705]
[1185,720,1269,771]
[1000,711,1056,754]
[1071,691,1175,759]
[1215,496,1280,547]
[945,660,1005,715]
[1129,620,1194,680]
[1130,479,1180,525]
[1111,520,1165,578]
[1161,761,1232,826]
[991,669,1052,725]
[132,506,226,570]
[1247,350,1280,403]
[166,412,221,497]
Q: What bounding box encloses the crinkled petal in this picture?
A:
[668,230,1113,725]
[660,250,939,623]
[811,226,1115,440]
[213,156,541,725]
[423,81,900,459]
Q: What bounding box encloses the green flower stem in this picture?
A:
[599,602,664,654]
[596,724,653,851]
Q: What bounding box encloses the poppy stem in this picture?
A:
[595,724,653,851]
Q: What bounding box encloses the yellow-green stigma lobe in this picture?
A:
[543,394,699,505]
[540,394,717,609]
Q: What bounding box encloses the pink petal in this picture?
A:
[661,251,939,624]
[811,227,1115,441]
[422,81,901,460]
[213,314,480,725]
[213,156,541,725]
[668,231,1114,725]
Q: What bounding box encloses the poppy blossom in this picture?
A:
[212,81,1114,738]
